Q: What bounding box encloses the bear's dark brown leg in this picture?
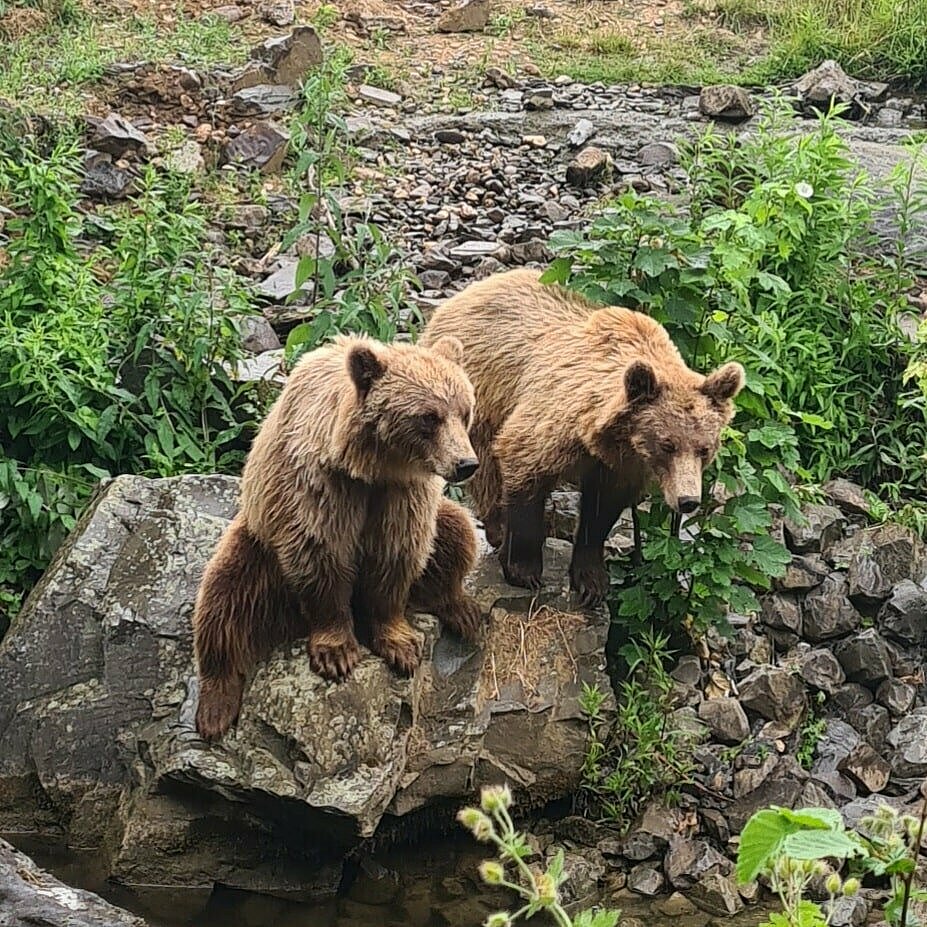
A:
[500,492,547,590]
[570,464,639,607]
[409,497,483,642]
[193,518,293,741]
[303,566,361,682]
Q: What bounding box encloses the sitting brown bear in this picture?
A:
[193,334,483,741]
[422,269,745,606]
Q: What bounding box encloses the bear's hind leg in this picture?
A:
[410,497,483,642]
[193,519,292,740]
[500,493,547,590]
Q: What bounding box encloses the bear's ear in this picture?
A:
[429,335,465,366]
[624,361,660,404]
[347,343,387,398]
[701,362,745,405]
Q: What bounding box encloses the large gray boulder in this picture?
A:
[0,475,611,899]
[0,839,146,926]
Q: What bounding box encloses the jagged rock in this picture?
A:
[434,128,466,144]
[784,504,846,554]
[89,113,149,157]
[812,720,860,775]
[212,4,245,22]
[223,120,290,173]
[255,259,313,301]
[566,147,611,187]
[553,815,603,847]
[80,150,135,200]
[738,665,806,727]
[436,0,490,33]
[224,203,270,231]
[558,850,606,908]
[628,863,664,896]
[846,525,926,611]
[227,85,299,117]
[0,839,147,927]
[832,682,874,715]
[671,655,702,687]
[0,475,612,897]
[525,90,554,111]
[726,775,804,833]
[733,752,778,798]
[776,554,829,592]
[760,593,802,638]
[837,742,891,795]
[664,837,731,890]
[357,85,403,108]
[252,27,323,86]
[803,574,862,641]
[877,580,927,646]
[827,894,869,927]
[854,703,891,752]
[799,648,845,694]
[834,629,893,686]
[228,350,286,385]
[654,893,698,916]
[698,85,755,121]
[822,478,870,516]
[638,141,677,166]
[545,491,581,541]
[876,677,915,715]
[687,873,744,916]
[259,0,294,26]
[887,709,927,777]
[792,60,884,118]
[618,830,663,862]
[698,698,749,745]
[164,140,205,174]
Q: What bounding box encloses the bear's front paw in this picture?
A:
[569,560,610,608]
[195,676,244,742]
[500,551,543,590]
[440,595,484,643]
[371,617,424,677]
[308,630,361,681]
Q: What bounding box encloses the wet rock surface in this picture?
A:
[0,474,612,897]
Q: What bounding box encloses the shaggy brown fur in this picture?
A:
[422,269,745,605]
[193,334,484,741]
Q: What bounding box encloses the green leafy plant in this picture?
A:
[579,631,695,825]
[282,49,420,364]
[459,785,621,927]
[796,692,827,770]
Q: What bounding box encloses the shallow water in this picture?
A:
[7,832,777,927]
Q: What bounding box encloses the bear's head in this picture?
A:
[596,360,745,515]
[346,336,479,484]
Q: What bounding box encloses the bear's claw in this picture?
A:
[440,594,484,643]
[195,675,244,742]
[570,564,609,608]
[371,617,424,676]
[500,553,543,591]
[308,632,361,681]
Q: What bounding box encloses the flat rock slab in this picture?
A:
[0,474,611,898]
[0,839,146,927]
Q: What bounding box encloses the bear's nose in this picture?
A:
[678,496,700,515]
[453,458,479,482]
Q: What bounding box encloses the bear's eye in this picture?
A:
[415,412,442,434]
[659,440,676,454]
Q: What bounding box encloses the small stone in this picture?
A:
[255,259,312,301]
[89,113,149,156]
[827,894,869,927]
[164,139,204,174]
[525,90,554,111]
[223,121,289,173]
[698,84,755,121]
[733,752,778,798]
[628,863,664,896]
[776,554,829,592]
[637,141,677,166]
[813,720,860,775]
[832,682,874,715]
[760,593,802,637]
[671,655,702,687]
[664,837,731,890]
[876,678,915,715]
[793,60,864,116]
[687,873,744,917]
[521,134,547,148]
[654,892,697,916]
[823,478,870,516]
[799,649,845,695]
[837,743,891,795]
[436,0,490,33]
[258,0,294,26]
[566,147,610,187]
[252,26,323,86]
[224,204,270,231]
[698,698,749,745]
[434,128,466,144]
[212,4,245,21]
[846,525,926,611]
[854,703,891,752]
[619,830,662,861]
[567,118,595,147]
[238,316,281,355]
[80,151,134,200]
[784,504,846,553]
[347,858,401,905]
[228,85,298,117]
[357,84,402,107]
[739,665,806,728]
[834,629,893,687]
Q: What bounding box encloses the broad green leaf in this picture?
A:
[782,829,864,861]
[736,808,792,883]
[777,807,844,830]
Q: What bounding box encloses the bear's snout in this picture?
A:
[452,458,480,483]
[677,496,700,515]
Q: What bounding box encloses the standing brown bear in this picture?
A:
[193,334,483,741]
[422,269,745,606]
